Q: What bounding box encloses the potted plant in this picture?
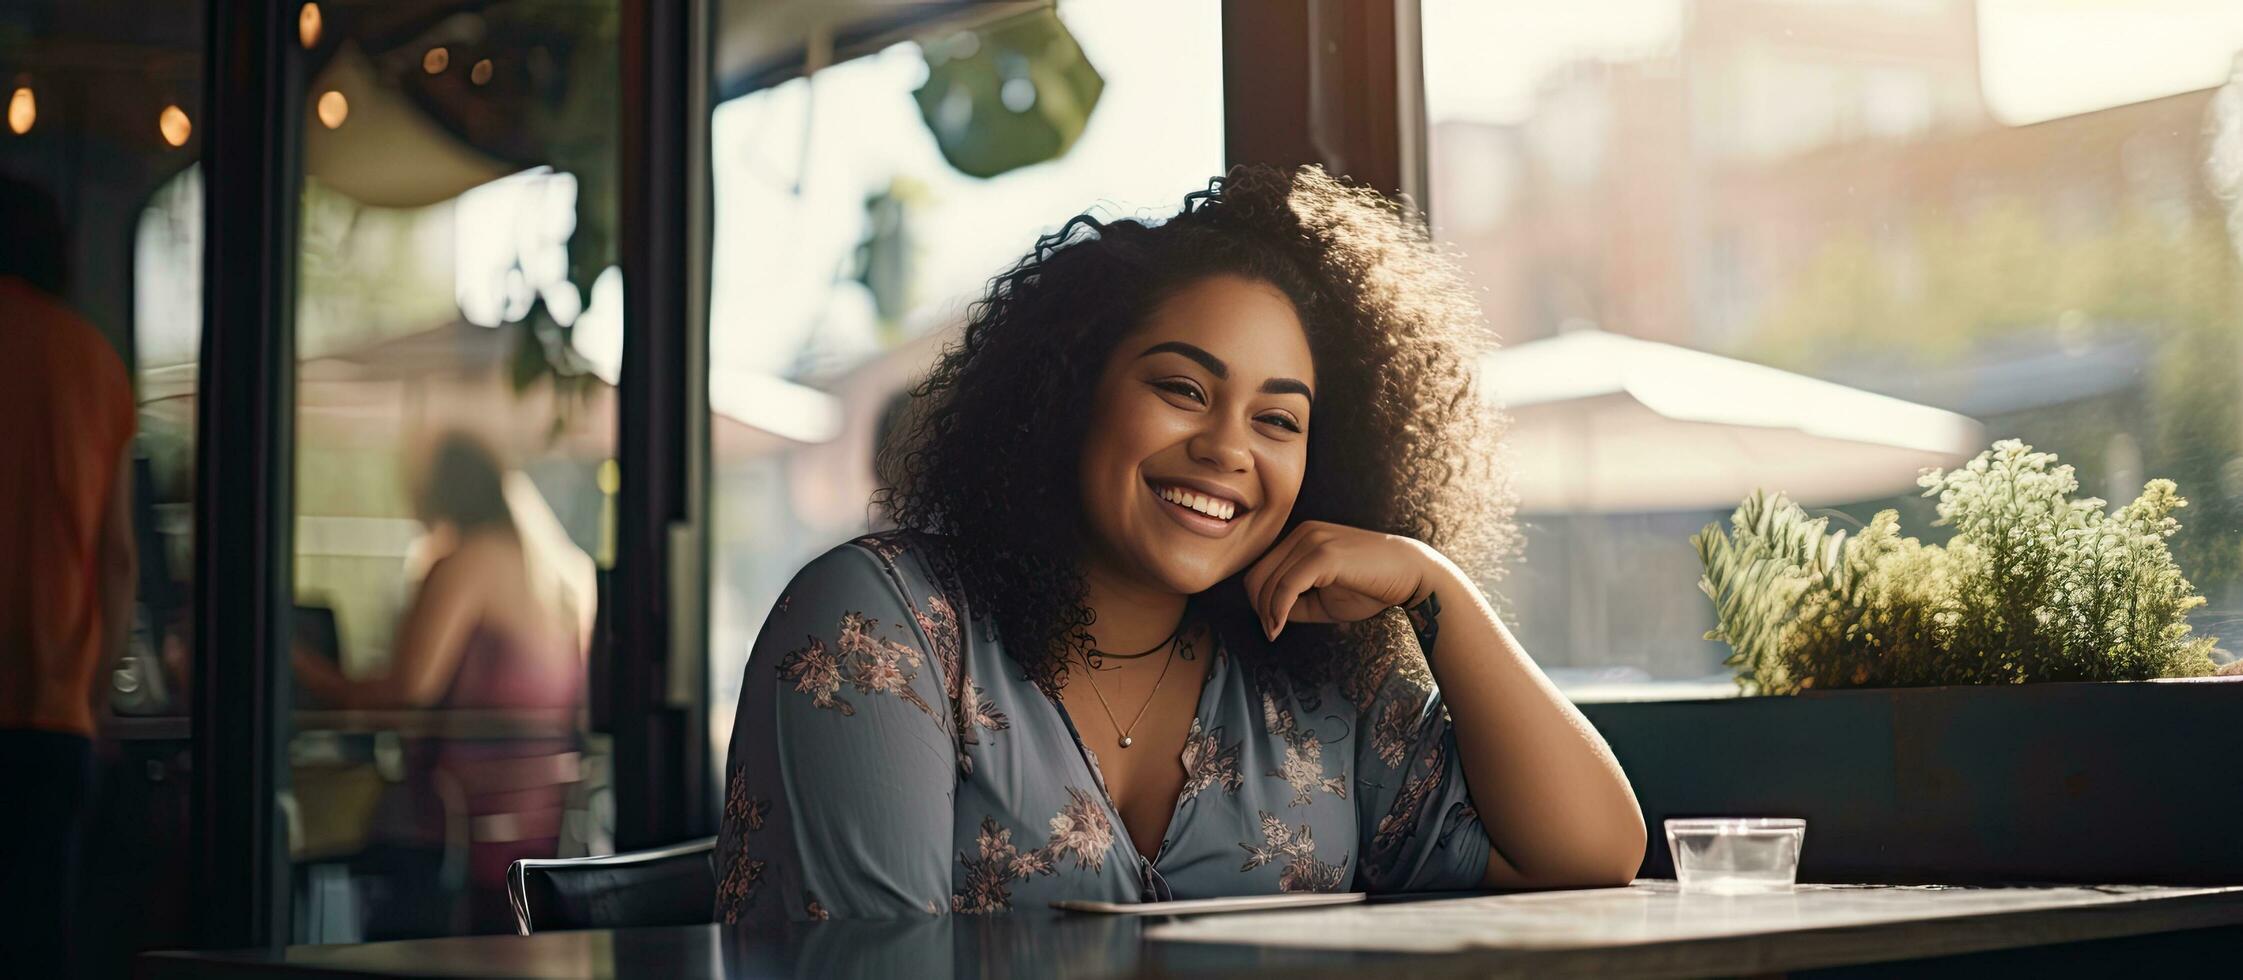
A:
[1696,439,2217,692]
[1578,441,2243,884]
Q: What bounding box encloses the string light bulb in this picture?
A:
[470,59,493,86]
[423,47,449,74]
[316,90,348,129]
[6,86,31,135]
[159,104,191,146]
[298,3,322,49]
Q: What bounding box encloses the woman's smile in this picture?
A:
[1146,476,1250,537]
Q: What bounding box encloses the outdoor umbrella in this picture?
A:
[1480,329,1985,514]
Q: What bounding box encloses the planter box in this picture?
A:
[1578,676,2243,885]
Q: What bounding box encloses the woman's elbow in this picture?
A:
[396,679,449,709]
[1589,842,1645,888]
[1599,806,1649,884]
[1540,851,1642,890]
[339,675,444,710]
[1546,812,1648,888]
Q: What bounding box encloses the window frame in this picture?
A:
[192,0,301,949]
[187,0,719,944]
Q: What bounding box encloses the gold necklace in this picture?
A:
[1077,630,1180,748]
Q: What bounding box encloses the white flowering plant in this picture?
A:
[1694,440,2218,694]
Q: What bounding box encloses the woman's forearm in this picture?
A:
[294,649,357,707]
[1413,555,1646,888]
[292,649,417,709]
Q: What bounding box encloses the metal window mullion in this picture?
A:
[612,0,714,851]
[192,0,300,950]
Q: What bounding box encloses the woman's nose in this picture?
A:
[1186,416,1252,472]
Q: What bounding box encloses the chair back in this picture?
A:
[506,837,718,935]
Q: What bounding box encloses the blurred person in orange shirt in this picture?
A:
[0,173,138,977]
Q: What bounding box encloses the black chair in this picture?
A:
[506,837,718,935]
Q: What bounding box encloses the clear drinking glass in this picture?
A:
[1665,817,1806,894]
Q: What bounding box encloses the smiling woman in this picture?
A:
[1078,286,1315,599]
[882,165,1516,697]
[713,165,1645,927]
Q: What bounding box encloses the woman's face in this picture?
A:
[1077,274,1316,596]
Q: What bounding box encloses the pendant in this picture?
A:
[1119,735,1134,748]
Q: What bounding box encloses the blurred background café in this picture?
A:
[9,0,2243,976]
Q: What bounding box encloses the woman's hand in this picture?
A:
[292,645,348,708]
[1244,521,1645,886]
[1241,520,1454,639]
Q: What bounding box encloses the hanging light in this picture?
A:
[470,59,493,86]
[299,3,322,49]
[6,85,31,135]
[423,47,450,74]
[316,90,348,129]
[159,104,191,146]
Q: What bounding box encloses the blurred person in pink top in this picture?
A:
[294,432,589,932]
[293,433,585,714]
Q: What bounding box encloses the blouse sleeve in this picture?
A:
[716,542,957,925]
[1351,631,1493,893]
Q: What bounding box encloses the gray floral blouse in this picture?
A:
[715,531,1491,926]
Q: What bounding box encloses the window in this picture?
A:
[1424,0,2243,698]
[282,0,617,940]
[704,0,1224,770]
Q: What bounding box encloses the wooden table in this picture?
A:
[138,882,2243,978]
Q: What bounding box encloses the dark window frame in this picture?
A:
[610,0,717,850]
[192,0,299,950]
[188,0,721,946]
[185,0,1429,946]
[1222,0,1427,204]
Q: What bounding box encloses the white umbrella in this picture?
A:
[1481,329,1984,514]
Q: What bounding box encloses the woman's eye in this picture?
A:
[1258,414,1303,434]
[1152,380,1206,404]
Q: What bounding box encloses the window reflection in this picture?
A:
[1424,0,2243,698]
[282,0,617,940]
[1,1,206,972]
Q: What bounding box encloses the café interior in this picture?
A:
[5,0,2243,976]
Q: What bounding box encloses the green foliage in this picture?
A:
[914,7,1105,179]
[1739,194,2243,597]
[1696,440,2218,694]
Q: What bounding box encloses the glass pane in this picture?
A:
[0,1,204,973]
[282,0,618,939]
[1423,0,2243,698]
[703,0,1224,784]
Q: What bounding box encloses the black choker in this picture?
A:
[1084,614,1189,670]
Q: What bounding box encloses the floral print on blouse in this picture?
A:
[716,532,1491,926]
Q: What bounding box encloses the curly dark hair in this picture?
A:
[876,164,1515,698]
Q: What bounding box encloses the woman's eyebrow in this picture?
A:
[1141,341,1314,403]
[1139,340,1226,378]
[1260,378,1314,404]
